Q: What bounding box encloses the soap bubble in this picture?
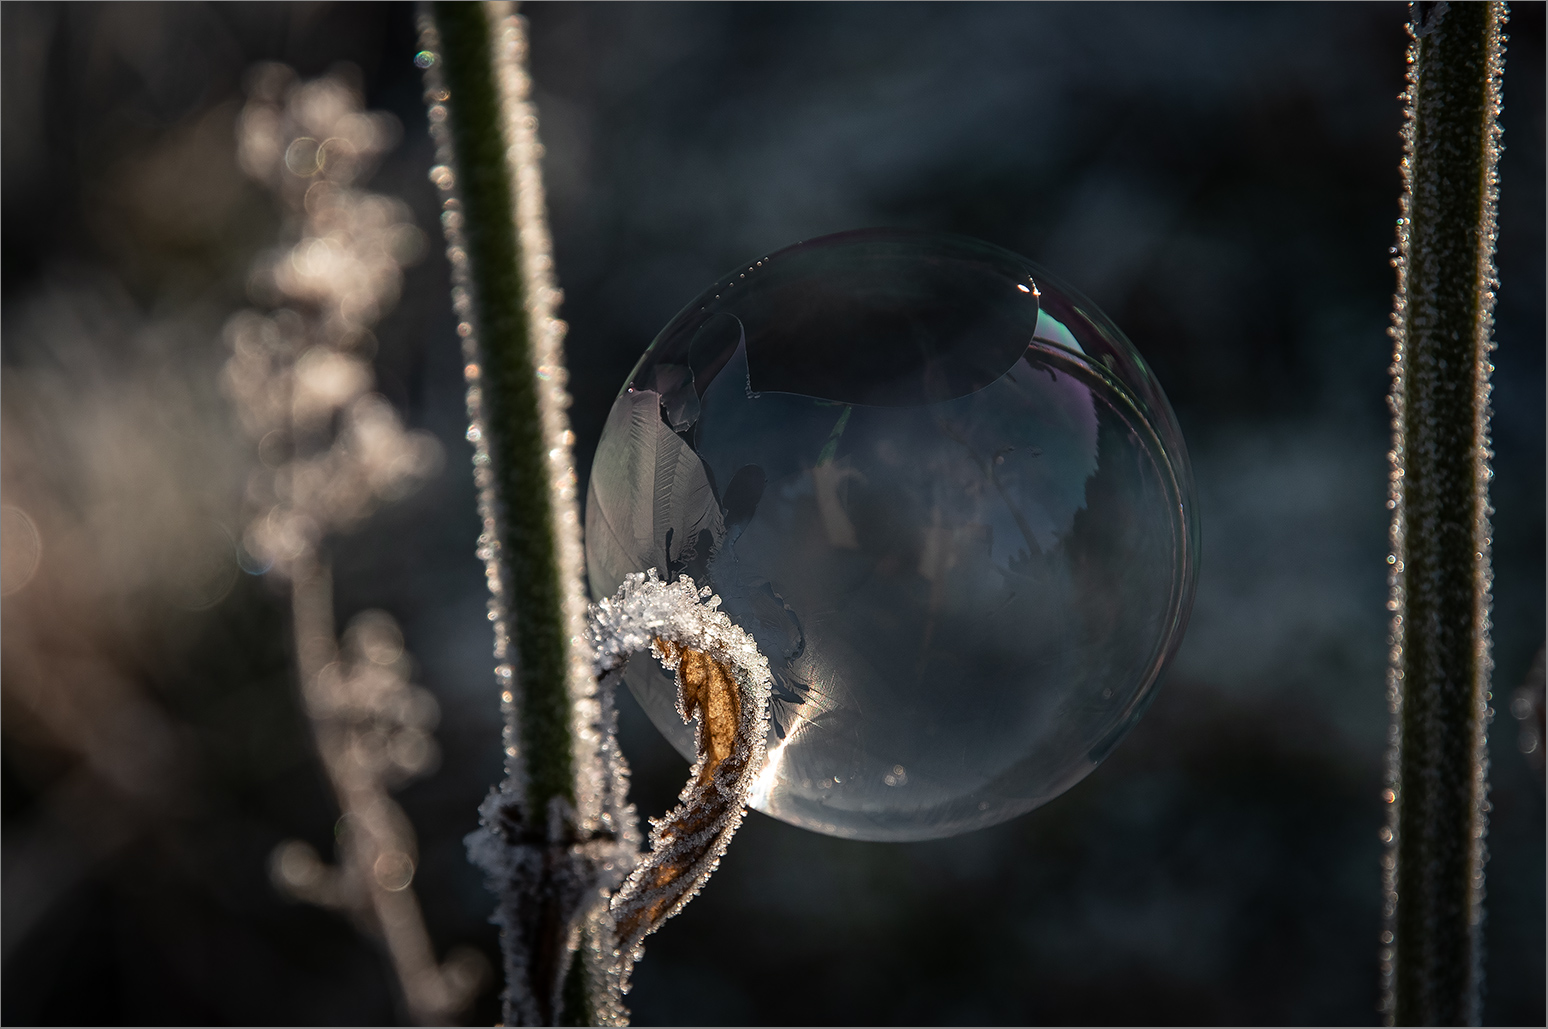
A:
[586,230,1197,841]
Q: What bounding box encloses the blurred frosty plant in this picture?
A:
[224,65,439,576]
[221,63,486,1024]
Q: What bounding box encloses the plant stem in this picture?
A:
[1383,3,1507,1024]
[433,0,574,817]
[419,5,636,1023]
[290,559,455,1025]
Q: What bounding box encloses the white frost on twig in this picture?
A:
[586,570,773,1017]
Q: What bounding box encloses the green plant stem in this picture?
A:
[423,6,631,1024]
[433,0,575,818]
[1384,2,1506,1025]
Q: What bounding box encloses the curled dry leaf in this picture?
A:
[586,570,772,1007]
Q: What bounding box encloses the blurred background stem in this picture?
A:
[1383,2,1507,1024]
[288,558,462,1024]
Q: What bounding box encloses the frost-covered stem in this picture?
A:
[419,4,635,1024]
[1382,3,1506,1025]
[428,0,578,829]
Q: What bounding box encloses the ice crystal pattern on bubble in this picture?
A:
[588,230,1199,843]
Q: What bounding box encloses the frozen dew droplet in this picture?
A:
[585,229,1198,841]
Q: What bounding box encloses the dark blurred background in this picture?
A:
[2,2,1542,1025]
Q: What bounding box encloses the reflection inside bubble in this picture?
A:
[588,231,1197,842]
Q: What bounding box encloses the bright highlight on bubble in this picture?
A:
[587,230,1198,841]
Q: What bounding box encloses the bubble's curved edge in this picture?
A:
[1024,265,1200,766]
[752,750,1104,843]
[1019,263,1201,582]
[1018,297,1198,761]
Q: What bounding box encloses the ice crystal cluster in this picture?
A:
[586,570,773,1005]
[588,230,1199,842]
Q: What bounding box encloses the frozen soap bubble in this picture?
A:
[586,229,1197,841]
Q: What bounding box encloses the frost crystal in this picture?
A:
[586,570,773,1010]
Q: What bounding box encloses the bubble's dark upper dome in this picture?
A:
[657,229,1044,407]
